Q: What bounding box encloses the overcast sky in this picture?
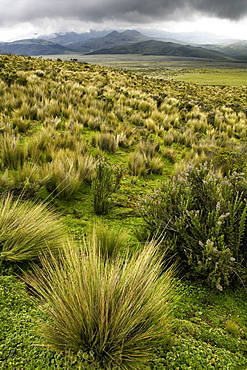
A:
[0,0,247,42]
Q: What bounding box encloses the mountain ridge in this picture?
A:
[0,29,245,61]
[86,39,236,61]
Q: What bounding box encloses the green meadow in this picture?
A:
[0,54,247,369]
[172,69,247,86]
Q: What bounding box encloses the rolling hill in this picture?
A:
[0,39,73,56]
[87,39,236,60]
[203,41,247,59]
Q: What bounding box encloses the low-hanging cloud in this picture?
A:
[0,0,246,28]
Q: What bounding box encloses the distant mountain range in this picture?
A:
[87,39,235,61]
[67,30,150,54]
[0,29,246,61]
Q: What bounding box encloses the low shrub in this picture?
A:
[140,163,247,289]
[25,239,177,369]
[92,158,122,215]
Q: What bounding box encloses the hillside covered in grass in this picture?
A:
[0,54,247,369]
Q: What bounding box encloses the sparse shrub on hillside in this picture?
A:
[92,158,122,215]
[0,193,66,262]
[140,163,247,289]
[25,239,176,369]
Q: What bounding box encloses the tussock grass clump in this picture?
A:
[0,193,66,262]
[89,222,130,260]
[128,151,147,176]
[92,132,117,153]
[77,154,96,183]
[43,152,81,200]
[128,143,164,176]
[0,133,27,170]
[146,156,164,175]
[25,239,177,369]
[137,140,160,158]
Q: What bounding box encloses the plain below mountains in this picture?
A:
[0,29,246,61]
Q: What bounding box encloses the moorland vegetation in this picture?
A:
[0,54,247,369]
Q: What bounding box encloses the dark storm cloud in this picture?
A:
[0,0,247,27]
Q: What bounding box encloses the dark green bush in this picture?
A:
[140,163,247,289]
[92,158,122,215]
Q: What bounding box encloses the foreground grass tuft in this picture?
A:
[25,240,177,369]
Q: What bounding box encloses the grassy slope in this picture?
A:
[0,54,247,369]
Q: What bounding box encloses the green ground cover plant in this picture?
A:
[0,54,247,369]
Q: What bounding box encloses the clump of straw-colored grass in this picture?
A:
[25,239,177,369]
[88,222,130,260]
[0,193,67,262]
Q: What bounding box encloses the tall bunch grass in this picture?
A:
[43,152,81,200]
[0,133,27,170]
[0,193,66,262]
[25,239,176,369]
[89,222,130,260]
[92,132,117,153]
[128,147,164,176]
